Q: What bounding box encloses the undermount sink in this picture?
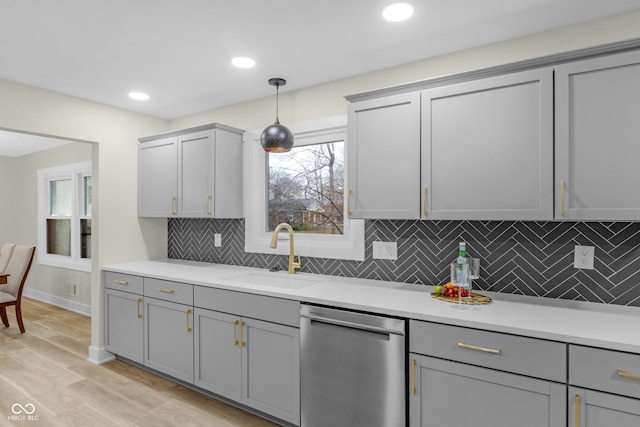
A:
[227,272,326,289]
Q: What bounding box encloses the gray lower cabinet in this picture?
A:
[144,297,194,383]
[569,387,640,426]
[104,272,144,364]
[569,344,640,426]
[104,288,143,364]
[194,307,300,425]
[409,320,566,427]
[410,354,566,427]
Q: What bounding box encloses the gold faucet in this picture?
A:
[270,223,302,274]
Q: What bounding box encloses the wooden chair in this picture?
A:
[0,245,36,333]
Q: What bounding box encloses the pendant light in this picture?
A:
[261,78,294,152]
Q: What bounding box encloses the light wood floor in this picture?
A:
[0,298,280,427]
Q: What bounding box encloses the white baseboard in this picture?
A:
[87,346,116,365]
[23,288,91,317]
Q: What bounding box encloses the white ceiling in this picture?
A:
[1,0,640,121]
[0,130,74,157]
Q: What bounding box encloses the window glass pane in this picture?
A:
[267,141,344,234]
[46,218,71,255]
[84,176,92,215]
[80,218,91,259]
[50,179,72,216]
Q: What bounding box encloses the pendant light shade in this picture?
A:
[261,78,294,152]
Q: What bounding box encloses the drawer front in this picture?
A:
[410,320,566,382]
[144,278,193,305]
[194,286,300,327]
[570,345,640,399]
[104,271,143,294]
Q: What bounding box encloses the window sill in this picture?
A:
[37,254,91,272]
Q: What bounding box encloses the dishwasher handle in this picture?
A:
[301,312,405,336]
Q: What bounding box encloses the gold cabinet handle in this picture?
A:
[411,359,417,395]
[206,195,212,215]
[618,370,640,381]
[186,309,192,333]
[171,197,177,215]
[347,189,352,217]
[157,287,175,294]
[559,180,566,217]
[575,394,580,427]
[113,279,128,285]
[240,320,246,347]
[423,187,428,217]
[136,298,142,319]
[233,320,240,346]
[457,342,502,355]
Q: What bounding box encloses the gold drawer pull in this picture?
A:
[206,195,212,215]
[240,321,246,347]
[347,189,352,217]
[136,298,142,319]
[618,370,640,381]
[575,394,580,427]
[411,359,417,395]
[113,279,128,285]
[233,320,240,346]
[157,287,175,294]
[171,197,177,216]
[559,180,566,217]
[457,342,502,355]
[186,309,192,333]
[423,187,428,217]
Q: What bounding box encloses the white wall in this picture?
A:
[11,142,92,311]
[0,156,16,245]
[0,10,639,361]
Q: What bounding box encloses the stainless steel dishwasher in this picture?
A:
[300,304,406,427]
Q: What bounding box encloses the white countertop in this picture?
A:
[103,259,640,354]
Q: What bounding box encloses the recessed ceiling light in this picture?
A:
[232,57,256,69]
[383,3,414,22]
[128,91,149,101]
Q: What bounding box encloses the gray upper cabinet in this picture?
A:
[422,68,554,220]
[138,137,177,217]
[347,92,421,219]
[138,123,244,218]
[555,50,640,221]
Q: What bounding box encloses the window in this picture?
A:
[268,141,345,235]
[37,162,92,271]
[244,116,364,261]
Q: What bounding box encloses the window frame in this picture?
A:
[37,161,92,272]
[243,115,365,261]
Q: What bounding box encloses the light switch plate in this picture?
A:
[373,241,398,260]
[214,233,222,247]
[574,245,595,270]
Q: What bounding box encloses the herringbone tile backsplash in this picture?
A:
[168,219,640,307]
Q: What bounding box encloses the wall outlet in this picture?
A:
[574,245,595,270]
[67,281,77,296]
[214,233,222,247]
[373,241,398,260]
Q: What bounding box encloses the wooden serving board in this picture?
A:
[431,292,492,305]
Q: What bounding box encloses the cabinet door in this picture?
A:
[347,92,421,219]
[138,137,178,217]
[242,318,300,425]
[178,131,213,217]
[555,50,640,220]
[104,289,143,363]
[422,68,553,220]
[569,387,640,427]
[193,308,242,401]
[144,298,194,383]
[409,354,565,427]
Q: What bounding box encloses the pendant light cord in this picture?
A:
[275,84,280,124]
